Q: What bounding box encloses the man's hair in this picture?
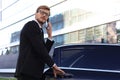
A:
[36,5,50,13]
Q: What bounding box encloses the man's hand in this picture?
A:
[46,22,52,39]
[52,64,65,78]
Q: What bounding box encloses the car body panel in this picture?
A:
[44,43,120,80]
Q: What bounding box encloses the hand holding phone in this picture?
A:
[43,18,49,29]
[46,21,52,39]
[45,21,49,30]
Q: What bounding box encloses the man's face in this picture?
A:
[35,9,50,24]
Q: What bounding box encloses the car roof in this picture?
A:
[55,43,120,49]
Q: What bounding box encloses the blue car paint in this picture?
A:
[44,43,120,80]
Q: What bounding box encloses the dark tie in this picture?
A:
[40,28,44,38]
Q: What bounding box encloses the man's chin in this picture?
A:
[38,20,45,24]
[41,21,46,24]
[42,22,46,25]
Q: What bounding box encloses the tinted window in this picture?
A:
[61,46,86,67]
[60,45,120,71]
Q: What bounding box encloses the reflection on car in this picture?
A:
[44,43,120,80]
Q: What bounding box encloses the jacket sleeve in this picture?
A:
[23,21,54,67]
[45,38,54,52]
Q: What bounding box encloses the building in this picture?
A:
[0,0,120,55]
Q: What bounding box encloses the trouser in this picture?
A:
[17,74,45,80]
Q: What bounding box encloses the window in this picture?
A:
[86,27,94,42]
[59,45,120,70]
[78,29,86,43]
[53,35,64,46]
[61,46,85,67]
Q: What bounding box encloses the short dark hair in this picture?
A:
[36,5,50,13]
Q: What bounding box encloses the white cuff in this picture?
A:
[51,63,56,68]
[48,38,53,41]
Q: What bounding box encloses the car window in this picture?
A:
[61,47,85,67]
[60,45,120,71]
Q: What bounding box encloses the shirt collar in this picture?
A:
[34,19,42,28]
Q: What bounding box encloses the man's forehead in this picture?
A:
[39,9,49,12]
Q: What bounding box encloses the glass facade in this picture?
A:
[51,14,64,31]
[78,29,86,43]
[85,27,94,43]
[107,22,117,43]
[1,11,120,55]
[53,35,64,46]
[50,8,119,46]
[0,0,120,55]
[94,24,107,43]
[10,31,20,43]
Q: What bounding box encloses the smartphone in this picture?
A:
[43,18,49,29]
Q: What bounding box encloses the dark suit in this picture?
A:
[14,20,54,80]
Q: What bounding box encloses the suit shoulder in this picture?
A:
[25,20,37,26]
[23,20,38,29]
[21,20,39,34]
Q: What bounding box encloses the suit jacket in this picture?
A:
[14,20,54,79]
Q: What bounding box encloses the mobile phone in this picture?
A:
[43,18,49,29]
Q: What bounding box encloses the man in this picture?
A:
[14,5,65,80]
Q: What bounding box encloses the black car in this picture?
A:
[43,43,120,80]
